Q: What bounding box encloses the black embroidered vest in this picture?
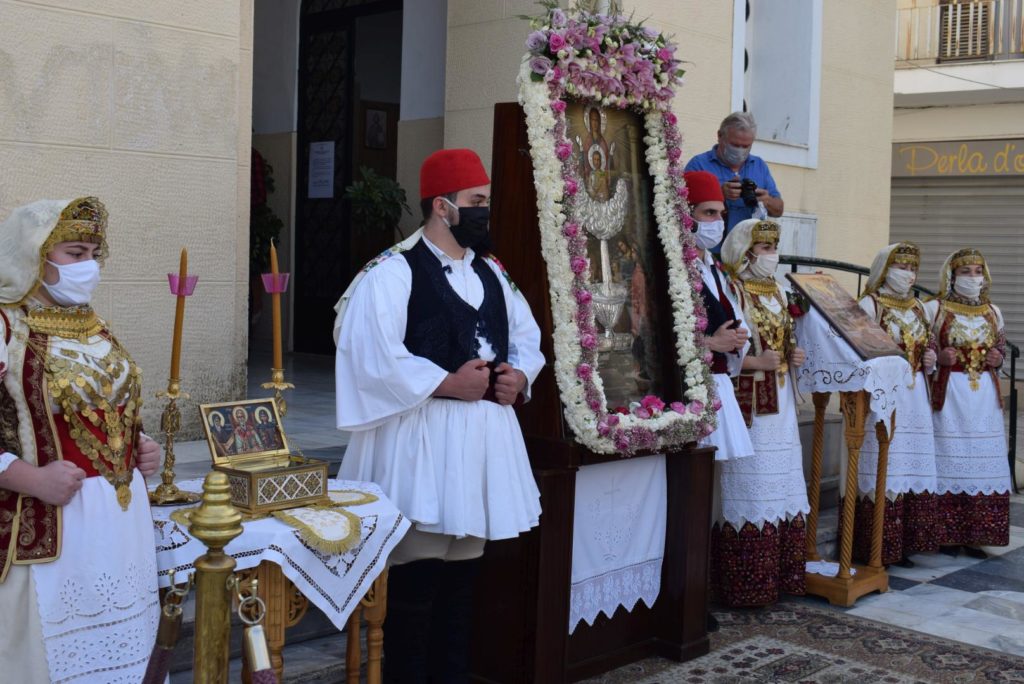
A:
[402,239,509,373]
[701,265,735,374]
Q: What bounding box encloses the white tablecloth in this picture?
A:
[795,307,912,428]
[151,478,410,630]
[569,456,666,634]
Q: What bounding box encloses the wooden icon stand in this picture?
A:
[804,390,894,606]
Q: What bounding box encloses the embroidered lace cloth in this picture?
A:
[569,456,666,634]
[795,307,912,428]
[152,478,410,629]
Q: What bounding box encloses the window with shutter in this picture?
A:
[938,0,993,61]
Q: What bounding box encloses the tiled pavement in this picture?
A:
[164,352,1024,663]
[829,499,1024,657]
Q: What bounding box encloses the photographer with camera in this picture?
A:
[684,111,784,249]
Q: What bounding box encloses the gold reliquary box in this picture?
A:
[199,398,329,515]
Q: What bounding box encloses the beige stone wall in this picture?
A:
[893,102,1024,142]
[396,117,445,237]
[0,0,254,437]
[444,1,896,269]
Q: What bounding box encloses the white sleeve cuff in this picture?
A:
[0,452,18,476]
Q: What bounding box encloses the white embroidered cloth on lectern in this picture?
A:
[151,478,410,629]
[794,307,911,428]
[569,456,666,634]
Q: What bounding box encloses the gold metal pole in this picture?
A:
[804,392,830,560]
[190,471,243,683]
[261,368,295,419]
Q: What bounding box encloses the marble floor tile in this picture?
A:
[965,594,1024,622]
[933,568,1024,594]
[1010,502,1024,526]
[887,575,920,591]
[899,582,980,606]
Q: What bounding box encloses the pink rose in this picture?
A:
[551,99,567,113]
[575,289,592,305]
[640,395,665,413]
[669,401,686,414]
[703,351,714,364]
[597,420,611,436]
[677,184,689,198]
[689,400,705,415]
[696,316,708,332]
[606,414,620,427]
[634,407,652,419]
[588,399,602,411]
[564,178,578,195]
[581,333,598,350]
[693,280,703,292]
[712,398,723,411]
[657,47,674,62]
[570,256,588,274]
[563,222,579,237]
[549,32,566,52]
[668,147,682,161]
[684,246,699,262]
[556,141,573,160]
[576,363,593,380]
[614,434,630,451]
[664,111,678,126]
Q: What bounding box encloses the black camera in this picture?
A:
[740,178,758,208]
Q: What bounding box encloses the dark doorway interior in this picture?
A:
[295,0,402,353]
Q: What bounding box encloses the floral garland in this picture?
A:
[517,4,718,455]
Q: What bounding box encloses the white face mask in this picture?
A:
[694,219,724,251]
[748,252,779,279]
[42,260,101,306]
[953,275,985,299]
[884,268,916,295]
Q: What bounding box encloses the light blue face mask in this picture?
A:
[42,259,101,306]
[694,219,724,251]
[719,143,749,167]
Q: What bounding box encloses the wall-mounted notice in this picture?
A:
[308,141,335,198]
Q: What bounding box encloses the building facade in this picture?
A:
[0,0,898,432]
[892,0,1024,343]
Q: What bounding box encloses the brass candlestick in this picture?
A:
[149,378,201,506]
[261,368,295,418]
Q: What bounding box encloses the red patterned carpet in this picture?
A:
[586,600,1024,683]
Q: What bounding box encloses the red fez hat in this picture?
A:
[420,148,490,199]
[683,171,724,206]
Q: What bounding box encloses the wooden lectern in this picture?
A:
[469,103,714,683]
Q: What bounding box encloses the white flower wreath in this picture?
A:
[516,5,718,455]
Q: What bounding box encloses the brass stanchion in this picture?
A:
[190,472,243,683]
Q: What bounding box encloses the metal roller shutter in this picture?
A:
[890,176,1024,345]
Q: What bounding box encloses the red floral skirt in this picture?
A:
[934,492,1010,547]
[711,514,806,608]
[838,492,939,565]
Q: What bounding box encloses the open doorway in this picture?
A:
[250,0,403,358]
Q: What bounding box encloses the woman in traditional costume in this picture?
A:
[712,218,809,607]
[925,248,1011,557]
[851,243,939,567]
[0,197,162,682]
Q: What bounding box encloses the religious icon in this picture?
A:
[566,103,667,408]
[786,273,904,360]
[365,109,387,149]
[200,398,291,460]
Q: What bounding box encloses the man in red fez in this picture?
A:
[335,148,544,682]
[682,170,754,630]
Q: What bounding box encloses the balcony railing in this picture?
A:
[896,0,1024,64]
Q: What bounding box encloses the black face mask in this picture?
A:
[449,205,491,251]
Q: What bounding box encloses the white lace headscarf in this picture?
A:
[936,248,991,302]
[0,199,70,305]
[720,218,779,279]
[862,242,920,297]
